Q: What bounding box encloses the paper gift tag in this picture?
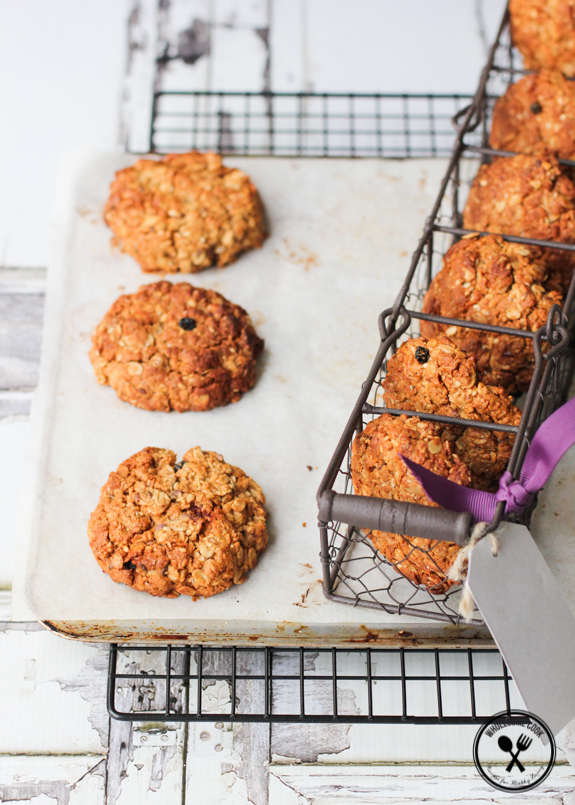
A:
[468,523,575,737]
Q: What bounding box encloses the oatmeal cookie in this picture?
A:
[490,70,575,160]
[463,154,575,292]
[104,151,267,273]
[351,414,479,592]
[88,446,268,598]
[509,0,575,77]
[383,335,521,483]
[420,235,563,393]
[89,281,264,412]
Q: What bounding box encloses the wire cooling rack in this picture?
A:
[108,645,521,724]
[111,89,496,724]
[317,5,575,624]
[150,91,474,157]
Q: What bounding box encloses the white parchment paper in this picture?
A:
[13,150,496,642]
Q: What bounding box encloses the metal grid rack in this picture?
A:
[109,645,521,724]
[317,6,575,624]
[108,8,546,724]
[111,91,506,724]
[150,91,474,157]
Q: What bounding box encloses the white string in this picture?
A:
[448,522,501,621]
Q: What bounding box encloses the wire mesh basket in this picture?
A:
[316,8,575,625]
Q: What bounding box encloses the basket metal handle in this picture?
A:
[318,491,473,546]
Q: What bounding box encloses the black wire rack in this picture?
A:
[317,6,575,624]
[108,645,522,724]
[150,91,474,157]
[114,88,496,728]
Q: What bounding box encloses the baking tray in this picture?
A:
[12,149,494,645]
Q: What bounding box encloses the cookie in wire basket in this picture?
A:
[88,446,268,598]
[351,414,475,593]
[463,153,575,294]
[490,70,575,161]
[509,0,575,77]
[104,151,267,273]
[420,235,563,393]
[89,280,264,412]
[383,336,522,481]
[351,337,521,592]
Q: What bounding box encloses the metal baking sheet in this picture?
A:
[11,149,499,645]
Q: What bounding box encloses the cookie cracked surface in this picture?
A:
[88,446,268,598]
[351,337,521,592]
[89,281,264,412]
[420,235,563,393]
[351,414,475,593]
[383,336,521,484]
[490,70,575,160]
[509,0,575,77]
[463,154,575,293]
[104,151,267,273]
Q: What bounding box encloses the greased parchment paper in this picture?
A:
[13,150,496,642]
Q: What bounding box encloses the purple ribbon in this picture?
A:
[400,396,575,523]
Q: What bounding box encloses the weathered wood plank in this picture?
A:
[120,0,159,153]
[182,649,271,805]
[0,755,106,805]
[0,629,107,754]
[0,270,43,415]
[107,647,187,805]
[269,763,575,804]
[0,417,29,588]
[0,294,44,391]
[0,391,34,418]
[0,267,47,295]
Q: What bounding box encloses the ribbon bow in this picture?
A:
[401,396,575,523]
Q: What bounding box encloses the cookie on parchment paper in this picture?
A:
[104,151,266,273]
[88,446,268,599]
[490,70,575,161]
[463,154,575,294]
[89,281,264,412]
[420,235,563,393]
[509,0,575,77]
[351,414,475,593]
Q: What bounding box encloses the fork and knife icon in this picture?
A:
[498,733,533,772]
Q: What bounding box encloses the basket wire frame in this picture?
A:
[317,7,575,624]
[108,645,521,725]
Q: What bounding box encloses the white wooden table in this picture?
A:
[3,1,575,802]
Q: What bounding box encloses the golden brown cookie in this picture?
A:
[383,336,521,484]
[89,281,264,412]
[509,0,575,77]
[351,414,477,593]
[420,236,563,393]
[463,154,575,292]
[490,70,575,160]
[88,446,268,598]
[104,151,267,273]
